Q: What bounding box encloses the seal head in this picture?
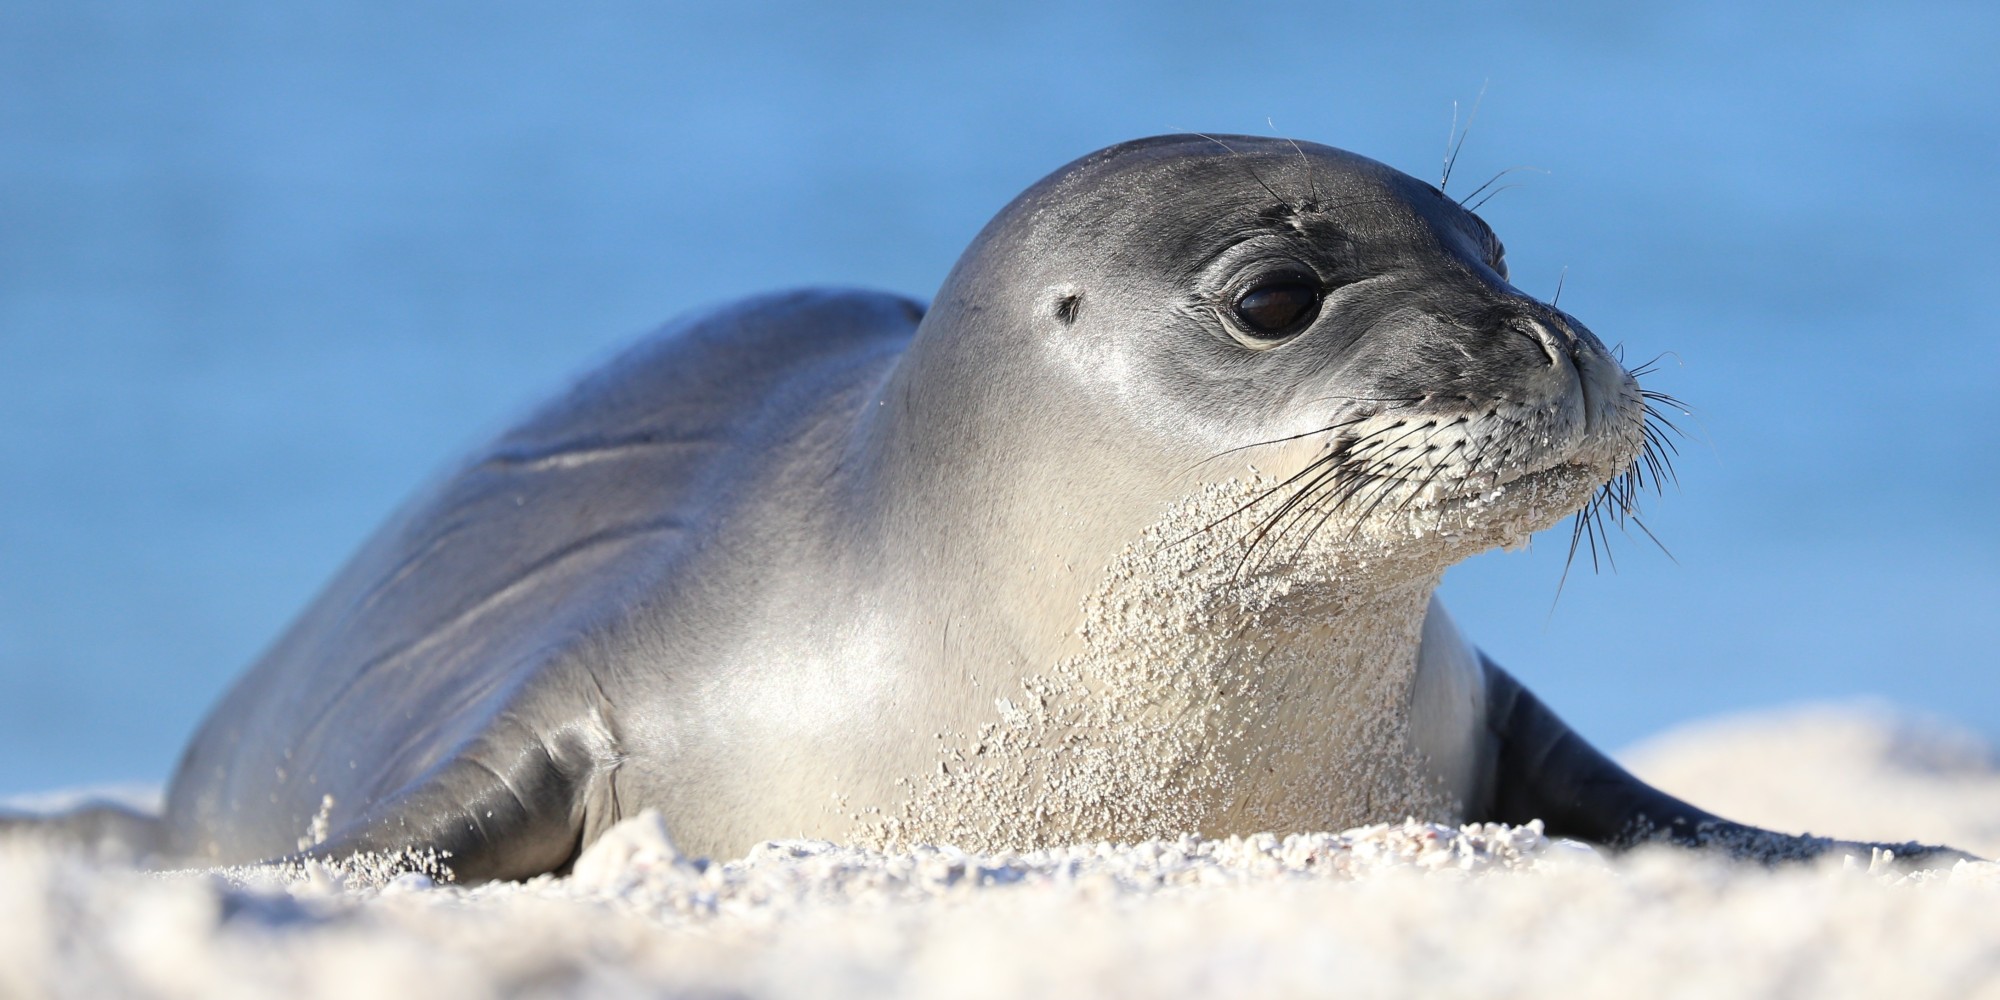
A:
[885,135,1643,572]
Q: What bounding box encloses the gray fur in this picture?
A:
[127,136,1963,880]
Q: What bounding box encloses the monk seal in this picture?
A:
[16,135,1960,879]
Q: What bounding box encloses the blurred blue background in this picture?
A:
[2,2,1995,797]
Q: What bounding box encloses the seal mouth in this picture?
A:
[1205,366,1684,575]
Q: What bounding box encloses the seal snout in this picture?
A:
[1317,294,1648,526]
[1476,298,1642,466]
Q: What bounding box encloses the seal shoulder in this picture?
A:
[164,288,924,875]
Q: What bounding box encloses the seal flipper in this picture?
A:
[1474,654,1972,866]
[301,713,623,884]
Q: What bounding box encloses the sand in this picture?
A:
[5,702,2000,1000]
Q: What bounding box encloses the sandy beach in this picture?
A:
[5,701,1999,1000]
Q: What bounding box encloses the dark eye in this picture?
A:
[1232,281,1321,340]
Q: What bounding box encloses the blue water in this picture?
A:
[2,2,1995,796]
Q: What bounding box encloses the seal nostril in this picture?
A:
[1514,318,1565,368]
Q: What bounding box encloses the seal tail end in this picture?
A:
[0,800,166,866]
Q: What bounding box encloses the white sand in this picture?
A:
[6,703,2000,1000]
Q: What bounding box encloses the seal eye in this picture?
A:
[1232,281,1321,340]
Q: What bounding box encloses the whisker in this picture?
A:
[1457,165,1546,209]
[1279,132,1324,207]
[1627,515,1676,563]
[1181,449,1338,549]
[1466,184,1520,213]
[1179,413,1375,476]
[1439,81,1489,193]
[1191,131,1298,215]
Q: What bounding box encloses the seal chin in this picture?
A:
[1432,407,1650,550]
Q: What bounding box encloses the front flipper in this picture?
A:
[297,716,623,884]
[1474,655,1973,866]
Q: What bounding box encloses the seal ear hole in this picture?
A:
[1053,293,1082,325]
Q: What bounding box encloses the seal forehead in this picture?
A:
[972,134,1478,286]
[1037,135,1401,222]
[1060,134,1395,190]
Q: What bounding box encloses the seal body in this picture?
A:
[152,136,1956,880]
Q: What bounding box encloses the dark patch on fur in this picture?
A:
[1054,293,1082,325]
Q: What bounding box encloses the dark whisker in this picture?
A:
[1191,132,1299,215]
[1270,443,1404,558]
[1626,515,1676,564]
[1439,82,1488,193]
[1289,391,1424,409]
[1342,425,1448,540]
[1184,448,1339,550]
[1554,388,1691,596]
[1192,417,1416,553]
[1466,184,1521,213]
[1385,441,1465,526]
[1180,413,1374,476]
[1284,455,1395,557]
[1170,415,1417,549]
[1628,351,1682,380]
[1457,165,1546,209]
[1254,460,1357,569]
[1289,458,1399,559]
[1280,133,1324,207]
